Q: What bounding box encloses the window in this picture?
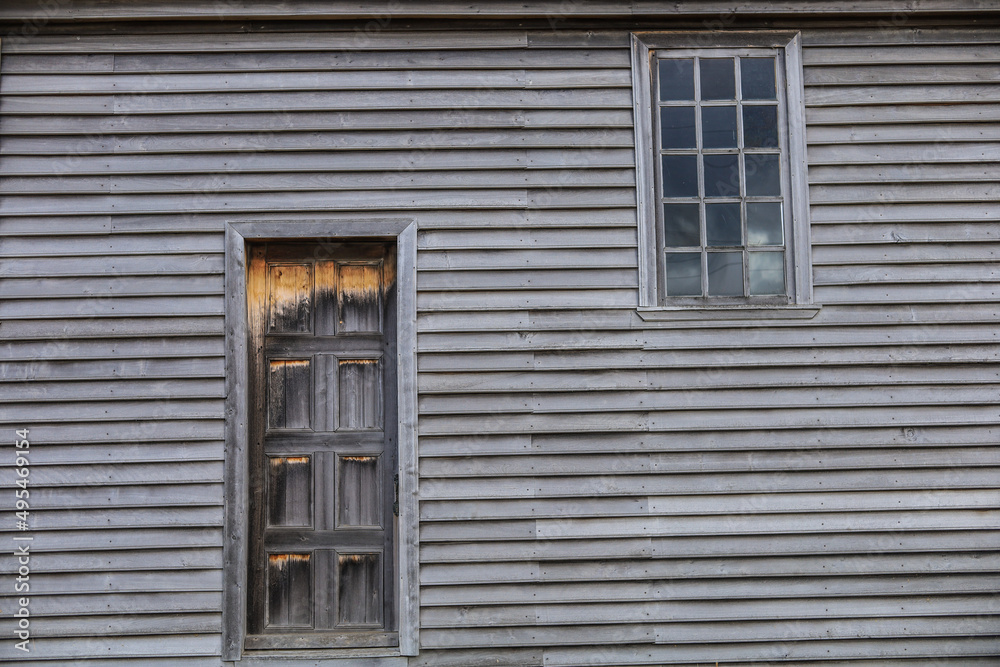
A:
[223,220,419,661]
[632,33,815,317]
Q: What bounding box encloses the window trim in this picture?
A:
[223,218,419,661]
[632,31,815,318]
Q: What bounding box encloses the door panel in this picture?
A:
[247,241,397,647]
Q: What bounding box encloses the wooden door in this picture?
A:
[246,241,397,649]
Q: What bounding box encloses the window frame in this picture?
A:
[632,32,816,319]
[223,219,419,662]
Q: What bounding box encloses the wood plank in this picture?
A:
[1,30,532,53]
[10,484,221,509]
[420,551,1000,584]
[0,357,223,381]
[109,88,632,114]
[419,465,1000,499]
[0,421,223,444]
[0,613,220,637]
[417,363,1000,394]
[0,253,223,276]
[110,49,630,72]
[0,316,223,339]
[804,64,1000,85]
[0,634,220,659]
[0,233,221,256]
[0,295,223,319]
[416,289,637,310]
[0,527,221,552]
[1,274,222,297]
[0,168,635,195]
[815,262,1000,284]
[0,190,539,216]
[419,446,1000,477]
[0,461,222,485]
[0,148,634,176]
[803,44,1000,65]
[806,142,1000,165]
[3,68,629,94]
[417,227,635,250]
[0,378,223,401]
[14,568,220,594]
[0,0,997,22]
[809,161,1000,183]
[806,86,1000,106]
[2,337,223,360]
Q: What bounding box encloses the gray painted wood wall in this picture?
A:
[1,16,998,666]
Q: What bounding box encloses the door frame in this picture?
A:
[222,219,418,660]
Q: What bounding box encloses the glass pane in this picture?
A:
[749,251,786,295]
[745,153,781,196]
[743,106,779,148]
[338,263,382,334]
[706,203,742,246]
[703,154,740,198]
[665,252,701,296]
[702,106,737,149]
[267,553,312,628]
[339,359,383,430]
[268,456,312,527]
[268,264,312,333]
[707,252,744,296]
[661,155,698,198]
[747,202,784,246]
[663,203,700,247]
[659,58,694,101]
[338,553,382,626]
[700,58,735,100]
[660,106,696,149]
[338,455,380,527]
[741,57,777,100]
[268,359,311,430]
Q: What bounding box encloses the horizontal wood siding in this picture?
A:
[1,21,997,667]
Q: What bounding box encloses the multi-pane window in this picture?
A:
[632,33,812,311]
[656,50,789,300]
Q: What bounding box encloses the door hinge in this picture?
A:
[393,473,399,517]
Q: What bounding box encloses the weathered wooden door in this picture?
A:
[246,241,397,649]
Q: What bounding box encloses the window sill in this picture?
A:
[236,648,406,666]
[636,304,820,322]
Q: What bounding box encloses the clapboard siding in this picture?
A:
[0,15,997,667]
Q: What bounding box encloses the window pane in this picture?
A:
[700,58,735,100]
[659,58,695,101]
[702,106,737,148]
[666,252,702,296]
[703,154,739,198]
[660,106,696,149]
[749,251,786,294]
[745,153,781,196]
[741,58,777,100]
[747,202,784,245]
[707,252,743,296]
[706,203,741,246]
[743,106,779,148]
[662,155,698,197]
[663,203,700,247]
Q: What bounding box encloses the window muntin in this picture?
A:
[654,48,794,304]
